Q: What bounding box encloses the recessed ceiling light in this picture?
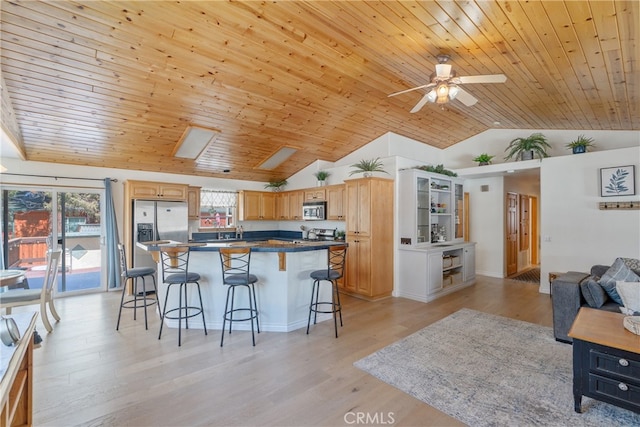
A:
[257,147,297,170]
[172,125,220,159]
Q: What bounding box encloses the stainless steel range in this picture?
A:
[306,228,336,241]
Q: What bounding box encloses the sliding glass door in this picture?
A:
[1,187,104,294]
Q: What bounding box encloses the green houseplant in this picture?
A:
[472,153,495,166]
[566,135,595,154]
[264,179,288,192]
[349,158,388,177]
[313,170,330,186]
[415,164,457,177]
[504,133,551,161]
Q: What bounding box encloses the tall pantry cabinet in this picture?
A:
[344,177,394,300]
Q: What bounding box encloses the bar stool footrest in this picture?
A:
[163,306,204,321]
[309,301,341,315]
[223,308,259,322]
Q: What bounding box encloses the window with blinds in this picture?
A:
[199,190,237,228]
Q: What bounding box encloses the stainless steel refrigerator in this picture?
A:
[132,200,188,293]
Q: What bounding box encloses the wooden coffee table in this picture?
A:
[568,307,640,414]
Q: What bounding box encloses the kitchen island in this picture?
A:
[141,240,347,333]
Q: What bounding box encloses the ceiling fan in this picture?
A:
[388,54,507,112]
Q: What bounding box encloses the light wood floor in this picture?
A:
[22,276,553,426]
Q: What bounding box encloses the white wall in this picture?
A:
[464,176,505,277]
[540,146,640,293]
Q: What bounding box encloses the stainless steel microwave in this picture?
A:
[302,201,326,220]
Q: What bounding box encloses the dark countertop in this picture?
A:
[140,239,347,253]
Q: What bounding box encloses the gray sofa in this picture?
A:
[551,265,621,343]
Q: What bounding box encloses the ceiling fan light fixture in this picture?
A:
[448,84,460,100]
[426,89,437,103]
[435,83,449,104]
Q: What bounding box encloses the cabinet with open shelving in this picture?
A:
[398,168,465,247]
[398,242,476,302]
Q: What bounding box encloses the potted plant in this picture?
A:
[349,157,389,177]
[264,179,288,192]
[472,153,495,166]
[504,133,551,161]
[415,164,457,177]
[314,170,330,186]
[566,135,595,154]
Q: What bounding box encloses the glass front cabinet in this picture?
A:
[398,168,465,247]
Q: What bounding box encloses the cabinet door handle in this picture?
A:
[619,358,630,367]
[618,383,629,392]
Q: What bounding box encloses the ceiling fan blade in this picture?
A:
[458,74,507,84]
[410,93,432,113]
[455,87,478,106]
[388,84,433,97]
[435,63,452,79]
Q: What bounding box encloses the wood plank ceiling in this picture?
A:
[1,1,637,182]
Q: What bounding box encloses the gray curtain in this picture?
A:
[104,178,121,288]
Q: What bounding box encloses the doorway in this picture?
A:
[1,188,104,293]
[505,192,539,276]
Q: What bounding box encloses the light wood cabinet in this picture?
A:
[239,191,277,220]
[326,184,345,221]
[274,190,303,220]
[343,177,393,300]
[126,180,187,201]
[187,186,201,220]
[0,312,36,427]
[276,192,288,220]
[304,188,326,201]
[287,191,304,220]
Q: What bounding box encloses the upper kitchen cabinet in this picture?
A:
[287,191,304,221]
[238,191,277,221]
[126,180,188,201]
[398,169,465,247]
[275,190,304,220]
[187,186,201,220]
[326,184,345,221]
[304,188,326,201]
[344,177,393,300]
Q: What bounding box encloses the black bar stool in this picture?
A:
[307,245,347,338]
[116,243,158,330]
[158,245,207,346]
[219,247,260,346]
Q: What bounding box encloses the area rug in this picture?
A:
[354,309,640,426]
[510,267,541,283]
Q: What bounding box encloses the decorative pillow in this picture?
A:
[618,258,640,277]
[617,281,640,315]
[580,276,608,308]
[599,258,640,305]
[621,258,640,271]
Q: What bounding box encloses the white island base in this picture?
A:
[155,246,335,333]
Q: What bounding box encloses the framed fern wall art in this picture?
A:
[600,165,636,197]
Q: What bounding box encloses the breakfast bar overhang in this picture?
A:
[141,240,347,332]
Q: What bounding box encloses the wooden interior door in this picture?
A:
[506,192,518,276]
[519,195,530,251]
[530,196,539,264]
